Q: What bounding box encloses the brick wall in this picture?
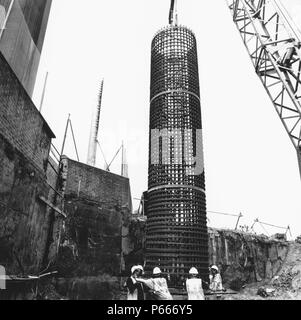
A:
[63,158,132,209]
[0,52,56,275]
[0,52,55,172]
[56,158,132,277]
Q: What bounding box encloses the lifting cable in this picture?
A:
[207,210,241,218]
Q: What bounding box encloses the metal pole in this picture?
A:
[60,114,70,158]
[235,212,243,230]
[106,144,122,171]
[39,72,49,113]
[121,141,124,176]
[286,225,292,238]
[69,119,80,162]
[0,0,15,41]
[97,140,109,169]
[250,218,259,232]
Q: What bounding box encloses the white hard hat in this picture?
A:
[153,267,162,275]
[136,265,144,272]
[211,265,219,271]
[189,267,199,275]
[131,266,139,274]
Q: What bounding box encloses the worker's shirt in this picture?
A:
[209,274,223,291]
[126,276,144,300]
[139,278,173,300]
[186,278,205,300]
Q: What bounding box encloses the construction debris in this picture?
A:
[270,234,287,241]
[272,269,300,291]
[295,236,301,244]
[257,287,276,298]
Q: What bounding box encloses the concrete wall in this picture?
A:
[0,52,55,275]
[56,158,132,278]
[0,0,52,96]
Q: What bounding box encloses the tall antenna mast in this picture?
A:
[87,79,104,166]
[169,0,178,26]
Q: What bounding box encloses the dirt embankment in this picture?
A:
[224,242,301,300]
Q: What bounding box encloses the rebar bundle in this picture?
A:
[146,25,208,287]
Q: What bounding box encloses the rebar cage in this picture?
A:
[146,25,209,287]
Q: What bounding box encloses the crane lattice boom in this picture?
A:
[227,0,301,177]
[87,79,104,167]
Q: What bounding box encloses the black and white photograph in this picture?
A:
[0,0,301,306]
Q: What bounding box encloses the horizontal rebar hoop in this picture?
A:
[146,26,208,287]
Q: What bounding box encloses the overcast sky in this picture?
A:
[33,0,301,238]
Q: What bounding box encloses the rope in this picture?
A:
[259,222,269,236]
[69,119,80,162]
[106,144,123,171]
[97,140,109,169]
[207,210,241,218]
[258,220,287,230]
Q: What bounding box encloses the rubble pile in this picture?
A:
[224,243,301,300]
[272,269,300,291]
[257,287,276,298]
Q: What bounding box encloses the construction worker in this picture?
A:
[136,265,144,277]
[125,265,145,300]
[136,267,173,300]
[186,267,205,300]
[209,265,223,291]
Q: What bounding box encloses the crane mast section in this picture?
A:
[87,80,104,166]
[227,0,301,174]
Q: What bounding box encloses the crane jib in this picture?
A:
[227,0,301,179]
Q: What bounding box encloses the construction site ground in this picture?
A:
[31,242,301,300]
[222,242,301,300]
[169,242,301,300]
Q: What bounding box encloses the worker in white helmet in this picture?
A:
[186,267,205,300]
[125,265,145,300]
[209,265,223,291]
[136,267,173,300]
[136,265,144,276]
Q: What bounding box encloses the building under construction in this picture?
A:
[145,1,208,286]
